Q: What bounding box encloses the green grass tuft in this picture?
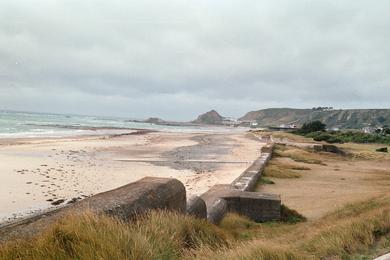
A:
[280,204,307,224]
[258,177,275,185]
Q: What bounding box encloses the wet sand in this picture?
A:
[0,129,263,224]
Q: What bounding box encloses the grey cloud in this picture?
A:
[1,0,390,120]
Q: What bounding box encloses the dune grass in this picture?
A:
[262,145,318,179]
[301,196,390,259]
[278,150,323,165]
[263,163,302,178]
[189,242,306,260]
[1,197,390,259]
[340,142,390,161]
[0,210,229,260]
[193,196,390,260]
[273,144,324,165]
[263,154,311,179]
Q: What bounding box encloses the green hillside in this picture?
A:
[240,108,390,129]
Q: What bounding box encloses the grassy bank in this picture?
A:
[261,145,319,179]
[195,197,390,260]
[0,210,229,260]
[1,196,389,259]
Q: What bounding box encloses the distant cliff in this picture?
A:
[240,108,390,129]
[192,110,224,125]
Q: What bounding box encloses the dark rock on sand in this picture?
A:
[51,199,65,206]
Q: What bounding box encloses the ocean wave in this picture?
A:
[23,123,134,131]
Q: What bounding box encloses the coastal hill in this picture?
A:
[133,108,390,129]
[192,110,224,125]
[131,110,230,126]
[240,108,390,129]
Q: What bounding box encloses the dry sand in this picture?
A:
[0,130,263,224]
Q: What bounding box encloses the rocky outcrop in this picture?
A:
[192,110,224,125]
[144,117,166,124]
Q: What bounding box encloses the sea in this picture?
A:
[0,110,232,138]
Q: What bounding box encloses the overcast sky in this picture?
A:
[0,1,389,120]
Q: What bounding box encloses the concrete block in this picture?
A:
[223,192,281,222]
[201,185,281,223]
[186,196,207,219]
[0,177,186,242]
[77,177,186,219]
[206,198,227,224]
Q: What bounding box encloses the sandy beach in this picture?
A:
[0,129,263,224]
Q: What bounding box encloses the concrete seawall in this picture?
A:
[202,185,280,222]
[231,146,273,191]
[232,143,274,193]
[200,142,281,224]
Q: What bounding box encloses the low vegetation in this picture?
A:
[258,177,275,185]
[262,145,324,179]
[196,196,390,259]
[294,120,390,145]
[271,130,390,160]
[0,211,229,260]
[305,130,390,145]
[1,198,389,259]
[263,163,302,178]
[273,145,323,165]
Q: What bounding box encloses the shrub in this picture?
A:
[300,121,326,134]
[376,147,388,153]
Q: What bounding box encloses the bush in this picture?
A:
[300,121,326,134]
[312,133,343,144]
[376,147,388,153]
